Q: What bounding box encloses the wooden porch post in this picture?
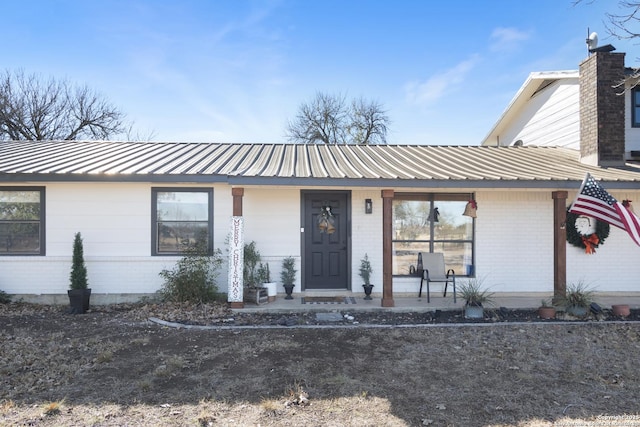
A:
[229,188,245,308]
[552,191,567,303]
[381,189,395,307]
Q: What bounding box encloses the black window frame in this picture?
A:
[151,187,213,256]
[392,192,475,277]
[0,186,46,256]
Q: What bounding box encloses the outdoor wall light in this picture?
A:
[365,199,372,214]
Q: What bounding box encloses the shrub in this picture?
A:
[458,277,493,307]
[560,282,595,309]
[243,241,261,287]
[281,256,297,286]
[159,232,223,303]
[0,290,11,304]
[69,232,89,290]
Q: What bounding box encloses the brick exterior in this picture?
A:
[579,52,626,166]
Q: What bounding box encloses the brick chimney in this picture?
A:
[579,51,626,166]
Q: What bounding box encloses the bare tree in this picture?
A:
[286,92,390,144]
[574,1,640,41]
[603,1,640,40]
[349,97,389,145]
[0,69,127,141]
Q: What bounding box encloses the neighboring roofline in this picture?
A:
[480,70,579,146]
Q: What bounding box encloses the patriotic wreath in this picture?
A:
[566,209,609,254]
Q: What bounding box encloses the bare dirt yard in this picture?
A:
[2,302,640,427]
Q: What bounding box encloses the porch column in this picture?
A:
[552,191,568,303]
[228,188,245,308]
[381,189,395,307]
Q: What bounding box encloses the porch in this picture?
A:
[236,291,640,313]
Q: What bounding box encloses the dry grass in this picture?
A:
[1,303,640,426]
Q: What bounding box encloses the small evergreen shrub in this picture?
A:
[70,232,89,290]
[0,290,11,304]
[159,232,222,303]
[281,256,297,286]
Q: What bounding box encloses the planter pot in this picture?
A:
[612,304,630,317]
[244,287,268,305]
[263,282,277,302]
[362,284,374,300]
[68,288,91,314]
[283,284,295,300]
[538,306,557,320]
[566,305,588,317]
[464,304,483,319]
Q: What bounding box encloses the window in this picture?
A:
[632,87,640,128]
[0,187,45,255]
[152,188,213,255]
[392,193,474,276]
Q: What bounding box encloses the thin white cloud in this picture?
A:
[490,27,532,52]
[404,55,481,106]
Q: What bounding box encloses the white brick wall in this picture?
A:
[2,183,640,299]
[351,190,382,291]
[475,191,554,292]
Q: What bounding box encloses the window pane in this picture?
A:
[0,222,40,253]
[157,191,208,221]
[392,242,430,275]
[392,194,475,276]
[433,201,473,240]
[157,222,209,253]
[432,241,473,276]
[0,191,40,220]
[393,200,430,240]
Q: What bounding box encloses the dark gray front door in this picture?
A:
[303,191,350,290]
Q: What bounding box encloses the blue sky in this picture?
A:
[4,0,637,145]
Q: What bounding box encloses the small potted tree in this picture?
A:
[458,278,493,319]
[281,256,297,300]
[359,254,374,300]
[68,232,91,314]
[243,241,267,304]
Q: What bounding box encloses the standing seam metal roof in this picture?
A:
[1,141,640,187]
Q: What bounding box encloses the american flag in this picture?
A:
[569,173,640,247]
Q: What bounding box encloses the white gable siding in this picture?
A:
[500,82,579,148]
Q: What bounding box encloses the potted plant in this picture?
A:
[560,282,595,317]
[243,241,267,304]
[458,278,493,319]
[281,256,297,300]
[257,262,277,302]
[538,298,557,320]
[68,232,91,314]
[611,304,631,317]
[359,254,374,300]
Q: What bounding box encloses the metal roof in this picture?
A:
[1,140,640,189]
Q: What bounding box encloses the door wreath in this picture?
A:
[318,206,336,234]
[566,209,609,254]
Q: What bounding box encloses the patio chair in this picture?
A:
[419,252,456,303]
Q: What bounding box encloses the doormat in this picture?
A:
[301,296,357,305]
